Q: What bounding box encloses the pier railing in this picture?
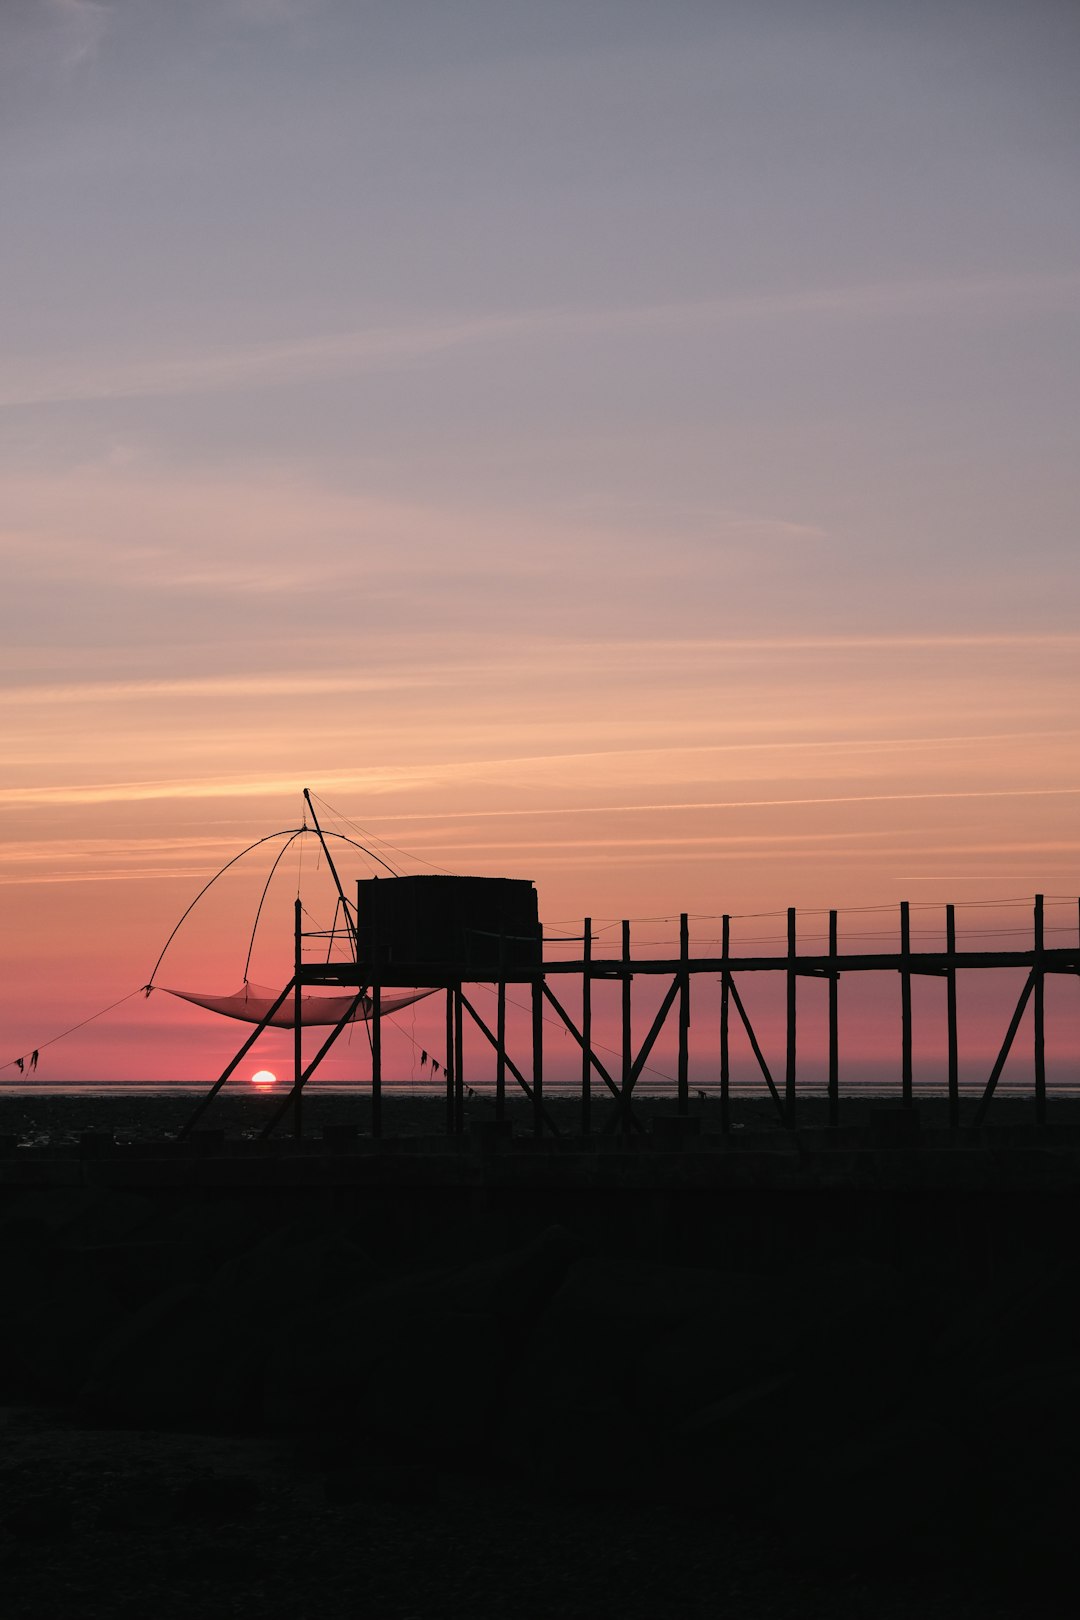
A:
[183,894,1079,1141]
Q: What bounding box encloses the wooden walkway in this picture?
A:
[183,895,1079,1142]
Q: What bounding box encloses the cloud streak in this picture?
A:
[3,272,1077,410]
[3,778,1080,812]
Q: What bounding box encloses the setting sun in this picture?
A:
[250,1069,277,1088]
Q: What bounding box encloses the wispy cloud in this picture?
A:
[0,670,456,707]
[47,0,112,68]
[3,272,1076,410]
[3,778,1079,813]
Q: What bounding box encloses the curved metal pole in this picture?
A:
[147,817,402,991]
[145,827,303,988]
[242,829,306,982]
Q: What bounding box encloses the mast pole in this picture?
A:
[303,788,358,956]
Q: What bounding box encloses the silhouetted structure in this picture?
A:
[183,889,1077,1143]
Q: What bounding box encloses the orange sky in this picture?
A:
[3,625,1079,1087]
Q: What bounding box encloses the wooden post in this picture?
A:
[828,909,839,1128]
[495,977,506,1126]
[293,898,303,1141]
[454,986,465,1134]
[621,919,632,1138]
[371,976,382,1139]
[946,904,959,1130]
[445,988,455,1135]
[1034,893,1046,1126]
[785,907,796,1129]
[581,918,592,1136]
[720,914,731,1134]
[180,979,296,1139]
[901,900,913,1106]
[531,974,543,1138]
[678,913,690,1116]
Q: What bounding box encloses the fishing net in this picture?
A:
[158,982,432,1029]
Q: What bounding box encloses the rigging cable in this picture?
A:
[1,987,144,1075]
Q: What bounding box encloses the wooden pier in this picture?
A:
[182,892,1080,1142]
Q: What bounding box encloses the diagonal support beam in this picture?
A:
[631,976,681,1085]
[540,982,643,1133]
[602,976,681,1135]
[259,990,369,1139]
[726,975,788,1127]
[458,992,562,1137]
[972,970,1035,1128]
[180,980,296,1138]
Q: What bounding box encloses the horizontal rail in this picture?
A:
[300,946,1080,988]
[192,893,1079,1142]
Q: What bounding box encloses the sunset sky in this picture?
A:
[2,0,1078,1088]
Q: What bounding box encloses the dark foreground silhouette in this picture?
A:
[1,1097,1078,1618]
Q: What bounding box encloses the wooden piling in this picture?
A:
[901,900,913,1107]
[621,920,632,1138]
[371,977,382,1139]
[1034,893,1046,1126]
[946,904,959,1129]
[293,898,303,1141]
[445,989,455,1135]
[532,976,543,1138]
[191,882,1080,1140]
[720,914,730,1134]
[785,908,796,1129]
[454,987,465,1135]
[678,913,690,1116]
[581,917,592,1136]
[495,977,507,1126]
[828,909,839,1128]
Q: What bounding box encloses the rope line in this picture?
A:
[1,987,143,1075]
[543,894,1077,926]
[310,792,454,877]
